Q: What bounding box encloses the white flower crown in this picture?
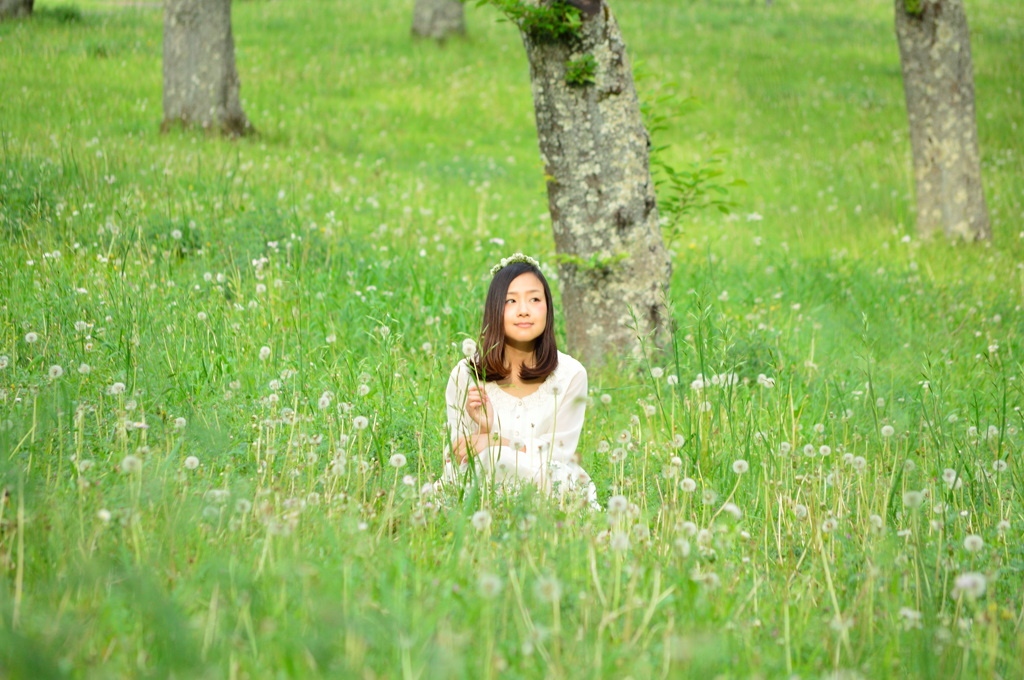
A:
[490,253,540,277]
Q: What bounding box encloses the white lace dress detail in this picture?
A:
[441,351,597,506]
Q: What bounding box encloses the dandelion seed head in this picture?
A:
[963,534,984,552]
[680,477,697,493]
[881,425,895,438]
[599,393,612,405]
[353,416,369,430]
[462,338,477,358]
[952,572,986,599]
[259,346,271,361]
[732,459,749,474]
[184,456,200,470]
[471,510,491,531]
[478,573,503,599]
[121,455,142,474]
[389,453,407,469]
[48,365,64,379]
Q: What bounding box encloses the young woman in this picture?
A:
[442,254,597,506]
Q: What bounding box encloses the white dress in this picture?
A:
[441,351,598,506]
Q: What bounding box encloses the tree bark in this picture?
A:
[412,0,466,41]
[162,0,252,136]
[895,0,988,240]
[0,0,33,20]
[518,1,670,368]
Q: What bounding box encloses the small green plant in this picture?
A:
[905,0,924,15]
[564,53,597,86]
[478,0,583,41]
[552,250,628,272]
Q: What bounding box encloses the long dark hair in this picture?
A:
[471,261,559,383]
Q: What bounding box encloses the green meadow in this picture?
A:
[1,0,1023,677]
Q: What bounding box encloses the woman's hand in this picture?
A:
[452,433,500,465]
[466,385,492,432]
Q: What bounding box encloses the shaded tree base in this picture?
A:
[160,116,255,139]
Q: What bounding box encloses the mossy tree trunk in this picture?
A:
[895,0,989,240]
[412,0,465,40]
[162,0,252,136]
[0,0,33,20]
[518,0,670,367]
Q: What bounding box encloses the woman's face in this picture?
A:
[503,272,547,349]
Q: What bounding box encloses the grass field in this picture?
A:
[1,0,1023,677]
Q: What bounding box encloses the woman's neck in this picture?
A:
[503,341,536,382]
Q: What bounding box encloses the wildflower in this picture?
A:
[680,477,697,493]
[259,346,271,361]
[881,425,895,438]
[357,384,370,396]
[992,459,1008,472]
[672,433,685,449]
[666,375,678,386]
[963,534,984,552]
[48,365,64,379]
[902,490,923,508]
[609,448,626,463]
[121,455,142,473]
[174,417,187,430]
[852,456,867,472]
[78,363,91,375]
[732,459,749,475]
[813,423,825,434]
[197,312,208,322]
[822,517,838,533]
[803,444,816,457]
[793,504,808,520]
[952,572,986,599]
[898,607,923,630]
[533,575,562,603]
[108,382,126,395]
[25,332,39,344]
[819,445,831,457]
[650,367,664,379]
[599,393,612,405]
[97,509,112,523]
[607,495,628,515]
[616,430,631,445]
[701,489,718,505]
[389,453,407,469]
[779,442,792,454]
[596,440,610,453]
[478,573,503,599]
[318,392,331,410]
[757,374,775,388]
[171,229,183,240]
[722,502,742,519]
[462,338,477,358]
[353,416,369,430]
[472,510,492,531]
[184,456,200,470]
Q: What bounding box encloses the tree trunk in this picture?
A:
[895,0,988,240]
[0,0,33,20]
[412,0,465,41]
[518,1,670,368]
[162,0,252,136]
